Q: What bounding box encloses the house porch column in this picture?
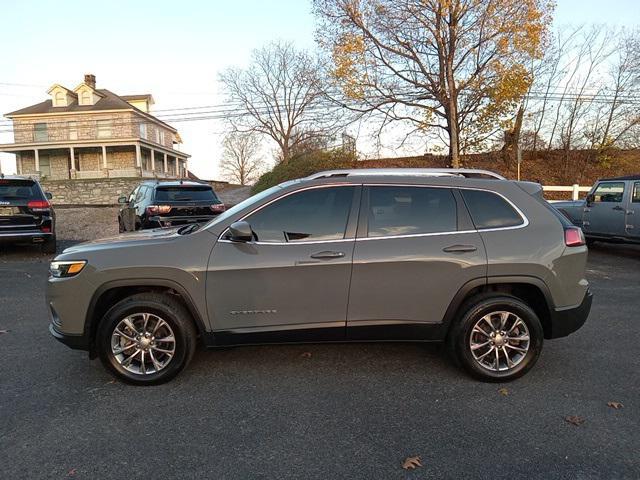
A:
[135,144,141,168]
[102,146,107,169]
[151,149,155,172]
[34,149,40,173]
[69,147,76,179]
[163,153,168,174]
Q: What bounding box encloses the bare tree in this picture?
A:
[219,132,264,185]
[219,41,343,164]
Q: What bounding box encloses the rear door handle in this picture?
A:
[612,205,625,211]
[443,244,477,253]
[310,251,345,259]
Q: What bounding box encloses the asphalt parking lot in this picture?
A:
[1,242,639,479]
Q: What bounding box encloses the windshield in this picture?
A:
[155,186,219,202]
[204,181,298,229]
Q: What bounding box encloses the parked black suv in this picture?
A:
[118,180,225,232]
[0,175,56,253]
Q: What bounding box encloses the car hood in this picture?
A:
[61,227,183,254]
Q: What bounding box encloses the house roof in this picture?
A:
[5,89,176,132]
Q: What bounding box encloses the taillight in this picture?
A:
[210,203,226,213]
[564,227,586,247]
[146,205,171,215]
[41,226,51,233]
[28,200,51,212]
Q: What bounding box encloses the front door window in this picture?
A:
[245,186,356,243]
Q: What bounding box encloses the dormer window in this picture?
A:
[80,90,92,105]
[54,91,66,107]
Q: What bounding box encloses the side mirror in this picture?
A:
[45,192,53,200]
[118,195,128,204]
[586,193,595,206]
[228,221,254,242]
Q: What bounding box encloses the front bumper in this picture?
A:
[548,290,593,339]
[49,323,90,350]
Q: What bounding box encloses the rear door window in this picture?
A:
[0,180,44,203]
[366,186,457,237]
[460,189,524,229]
[632,182,639,203]
[155,186,219,202]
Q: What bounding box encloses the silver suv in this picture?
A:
[48,169,592,385]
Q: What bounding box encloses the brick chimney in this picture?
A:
[84,74,96,89]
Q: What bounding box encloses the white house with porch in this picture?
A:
[0,74,190,180]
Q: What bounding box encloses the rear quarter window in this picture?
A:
[460,189,524,229]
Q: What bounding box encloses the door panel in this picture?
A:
[583,182,626,236]
[346,185,487,340]
[207,240,354,331]
[347,232,487,333]
[206,185,360,334]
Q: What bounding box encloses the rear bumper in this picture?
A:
[0,231,53,243]
[49,323,90,350]
[548,290,593,339]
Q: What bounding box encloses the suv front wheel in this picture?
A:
[96,292,197,385]
[449,294,544,382]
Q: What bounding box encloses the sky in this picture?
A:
[0,0,639,179]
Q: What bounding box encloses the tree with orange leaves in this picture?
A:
[314,0,554,167]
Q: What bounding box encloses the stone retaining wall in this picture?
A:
[40,178,242,206]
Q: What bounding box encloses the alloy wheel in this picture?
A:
[110,313,176,375]
[469,311,531,372]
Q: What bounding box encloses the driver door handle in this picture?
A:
[310,251,345,259]
[612,205,625,211]
[443,244,477,253]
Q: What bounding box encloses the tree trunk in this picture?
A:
[446,97,461,168]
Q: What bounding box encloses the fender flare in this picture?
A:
[84,278,209,341]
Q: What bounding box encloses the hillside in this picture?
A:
[359,149,640,186]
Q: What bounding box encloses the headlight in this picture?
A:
[49,260,87,278]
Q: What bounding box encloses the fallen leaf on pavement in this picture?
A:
[607,401,624,409]
[498,387,509,396]
[565,415,585,426]
[300,352,312,358]
[402,456,423,470]
[67,468,77,477]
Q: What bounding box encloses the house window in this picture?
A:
[80,91,92,105]
[156,129,164,145]
[39,155,51,177]
[139,123,147,139]
[68,121,77,140]
[34,123,48,142]
[97,120,112,138]
[54,91,66,107]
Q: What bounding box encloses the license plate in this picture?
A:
[0,207,16,216]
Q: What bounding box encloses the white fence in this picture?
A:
[543,184,591,201]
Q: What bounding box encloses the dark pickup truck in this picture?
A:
[554,174,640,245]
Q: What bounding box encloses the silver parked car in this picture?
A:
[48,169,592,385]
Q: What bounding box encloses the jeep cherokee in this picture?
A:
[48,169,592,384]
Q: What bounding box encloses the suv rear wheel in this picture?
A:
[96,292,197,385]
[449,294,543,382]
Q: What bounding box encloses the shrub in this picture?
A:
[252,148,357,193]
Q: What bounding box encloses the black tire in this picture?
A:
[41,236,57,254]
[448,294,544,382]
[96,292,197,385]
[118,217,125,233]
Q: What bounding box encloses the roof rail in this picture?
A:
[307,168,506,180]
